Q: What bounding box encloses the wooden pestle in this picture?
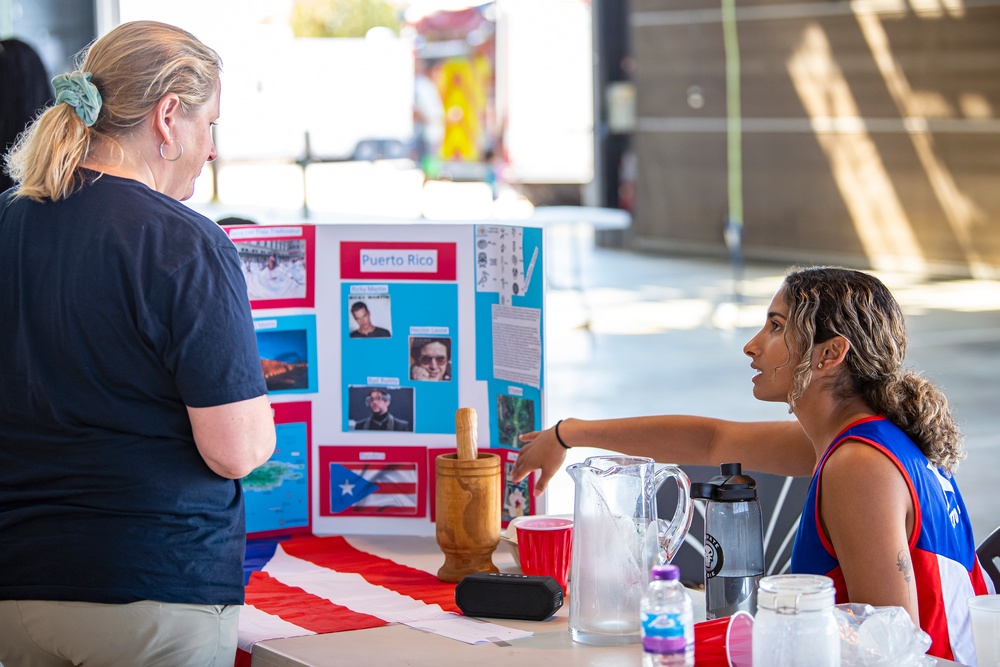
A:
[435,407,501,582]
[455,407,477,460]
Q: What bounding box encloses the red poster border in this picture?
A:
[340,241,457,281]
[318,445,428,519]
[225,225,317,310]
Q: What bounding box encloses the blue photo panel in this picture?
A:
[255,314,319,395]
[342,282,459,433]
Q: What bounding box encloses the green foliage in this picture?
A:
[290,0,401,38]
[497,395,536,449]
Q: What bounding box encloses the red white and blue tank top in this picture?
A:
[790,416,994,664]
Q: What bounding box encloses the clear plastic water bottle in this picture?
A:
[691,462,765,619]
[640,564,694,666]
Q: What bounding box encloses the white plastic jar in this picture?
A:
[752,574,840,666]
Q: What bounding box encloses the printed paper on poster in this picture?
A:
[491,304,541,388]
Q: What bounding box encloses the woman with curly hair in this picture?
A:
[512,266,992,664]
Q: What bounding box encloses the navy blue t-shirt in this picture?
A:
[0,173,267,605]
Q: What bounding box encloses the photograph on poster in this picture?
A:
[347,294,392,339]
[319,445,427,518]
[241,242,306,300]
[255,315,319,394]
[226,225,316,309]
[348,385,414,431]
[504,459,531,521]
[497,394,535,449]
[409,336,452,382]
[242,401,311,538]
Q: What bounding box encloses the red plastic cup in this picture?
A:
[514,516,573,593]
[693,611,754,667]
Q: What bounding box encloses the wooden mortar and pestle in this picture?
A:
[435,407,501,582]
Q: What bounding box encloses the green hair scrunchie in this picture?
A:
[52,72,103,128]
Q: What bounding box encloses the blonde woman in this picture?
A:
[512,266,993,664]
[0,21,274,665]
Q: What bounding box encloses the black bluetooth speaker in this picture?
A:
[454,572,564,621]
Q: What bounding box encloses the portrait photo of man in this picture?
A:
[349,299,391,338]
[351,387,413,431]
[409,336,452,382]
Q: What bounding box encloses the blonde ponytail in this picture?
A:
[5,20,220,202]
[6,103,90,202]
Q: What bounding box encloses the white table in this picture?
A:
[248,535,965,667]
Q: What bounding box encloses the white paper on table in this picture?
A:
[401,613,533,645]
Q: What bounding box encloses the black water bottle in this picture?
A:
[690,463,764,619]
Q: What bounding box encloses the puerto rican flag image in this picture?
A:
[328,462,418,515]
[318,445,428,518]
[236,535,460,666]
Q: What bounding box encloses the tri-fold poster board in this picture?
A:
[224,221,545,538]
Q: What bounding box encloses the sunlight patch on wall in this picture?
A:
[850,0,964,19]
[855,9,989,277]
[905,0,948,18]
[959,94,994,120]
[787,24,927,274]
[906,0,968,18]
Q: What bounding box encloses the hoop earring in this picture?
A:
[159,140,184,162]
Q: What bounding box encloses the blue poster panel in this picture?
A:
[472,225,545,448]
[341,282,459,433]
[254,314,319,395]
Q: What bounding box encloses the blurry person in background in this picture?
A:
[350,300,391,338]
[354,388,411,431]
[0,37,54,193]
[410,337,452,381]
[0,21,275,666]
[412,58,444,181]
[216,215,258,226]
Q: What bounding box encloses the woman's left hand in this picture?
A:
[511,426,567,496]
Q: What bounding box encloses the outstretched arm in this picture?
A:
[511,416,815,495]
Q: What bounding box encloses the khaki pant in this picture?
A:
[0,600,238,667]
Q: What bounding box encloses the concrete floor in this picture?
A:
[539,227,1000,545]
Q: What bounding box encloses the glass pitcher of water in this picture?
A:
[567,455,692,645]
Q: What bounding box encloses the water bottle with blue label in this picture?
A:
[640,564,694,666]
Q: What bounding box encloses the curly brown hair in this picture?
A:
[782,266,964,472]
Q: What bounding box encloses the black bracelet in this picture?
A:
[554,419,571,449]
